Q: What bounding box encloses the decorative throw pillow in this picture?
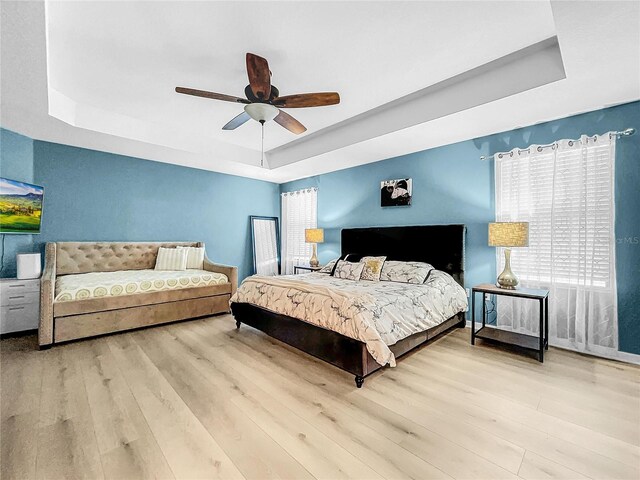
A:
[318,258,338,274]
[380,261,433,284]
[332,260,365,281]
[359,256,387,281]
[154,247,188,271]
[177,246,205,269]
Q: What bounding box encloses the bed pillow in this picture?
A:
[332,260,365,281]
[154,247,188,271]
[359,256,387,281]
[176,246,205,269]
[380,261,433,284]
[318,258,338,274]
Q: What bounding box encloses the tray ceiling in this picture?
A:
[2,1,638,182]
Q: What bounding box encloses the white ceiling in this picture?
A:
[2,1,638,183]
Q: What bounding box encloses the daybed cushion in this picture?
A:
[155,247,188,271]
[55,269,228,302]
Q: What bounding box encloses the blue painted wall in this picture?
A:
[281,101,640,355]
[31,141,280,282]
[0,129,37,277]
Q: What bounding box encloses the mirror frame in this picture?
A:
[250,215,281,275]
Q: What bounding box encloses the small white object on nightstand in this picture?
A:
[17,253,42,279]
[0,278,40,334]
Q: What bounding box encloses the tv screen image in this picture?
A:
[0,177,44,234]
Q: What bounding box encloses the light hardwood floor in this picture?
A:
[1,315,638,480]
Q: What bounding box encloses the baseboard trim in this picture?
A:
[0,328,37,340]
[465,320,640,365]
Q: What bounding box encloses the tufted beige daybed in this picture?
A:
[39,241,237,348]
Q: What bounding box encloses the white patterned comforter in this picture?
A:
[55,269,228,302]
[230,271,468,366]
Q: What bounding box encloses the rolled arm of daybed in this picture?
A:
[203,256,238,297]
[39,243,56,348]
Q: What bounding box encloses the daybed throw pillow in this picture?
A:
[177,246,205,269]
[359,256,387,281]
[154,247,188,271]
[332,260,365,281]
[380,260,433,284]
[318,258,338,274]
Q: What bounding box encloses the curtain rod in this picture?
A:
[479,127,635,161]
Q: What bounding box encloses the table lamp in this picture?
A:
[488,222,529,289]
[305,228,324,267]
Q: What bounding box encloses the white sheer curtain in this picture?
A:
[495,133,618,356]
[281,188,317,275]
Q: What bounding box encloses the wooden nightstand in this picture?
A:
[471,283,549,362]
[293,265,322,274]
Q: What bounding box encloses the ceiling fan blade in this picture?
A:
[222,111,251,130]
[273,92,340,108]
[274,109,307,135]
[246,53,271,101]
[175,87,249,104]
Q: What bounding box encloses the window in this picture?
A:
[281,188,317,275]
[495,133,618,354]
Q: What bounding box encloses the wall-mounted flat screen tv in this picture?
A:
[0,177,44,234]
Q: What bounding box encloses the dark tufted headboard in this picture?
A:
[54,241,203,275]
[341,225,466,286]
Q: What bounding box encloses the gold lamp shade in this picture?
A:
[489,222,529,247]
[304,228,324,267]
[305,228,324,244]
[489,222,529,289]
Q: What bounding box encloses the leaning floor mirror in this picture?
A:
[250,216,280,276]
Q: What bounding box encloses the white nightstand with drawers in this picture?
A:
[0,278,40,334]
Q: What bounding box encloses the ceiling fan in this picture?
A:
[175,53,340,135]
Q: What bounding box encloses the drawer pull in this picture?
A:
[8,306,25,311]
[9,295,25,300]
[8,284,26,288]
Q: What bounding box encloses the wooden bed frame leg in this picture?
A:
[457,317,466,328]
[355,375,364,388]
[235,320,241,329]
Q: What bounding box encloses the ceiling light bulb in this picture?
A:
[244,103,279,123]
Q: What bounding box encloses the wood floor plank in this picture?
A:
[156,324,384,480]
[78,338,175,479]
[436,335,640,422]
[378,362,639,480]
[1,337,44,480]
[36,344,105,480]
[106,334,245,480]
[2,315,639,480]
[134,326,315,480]
[201,320,518,479]
[174,322,452,480]
[517,451,590,480]
[207,319,639,479]
[401,344,640,469]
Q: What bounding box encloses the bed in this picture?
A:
[230,224,467,387]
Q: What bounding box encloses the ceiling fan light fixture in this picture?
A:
[244,103,279,123]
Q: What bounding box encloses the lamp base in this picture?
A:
[309,244,319,267]
[496,248,519,290]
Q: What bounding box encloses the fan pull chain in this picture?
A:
[260,120,265,168]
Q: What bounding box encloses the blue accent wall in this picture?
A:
[30,141,279,282]
[280,101,640,355]
[0,128,37,277]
